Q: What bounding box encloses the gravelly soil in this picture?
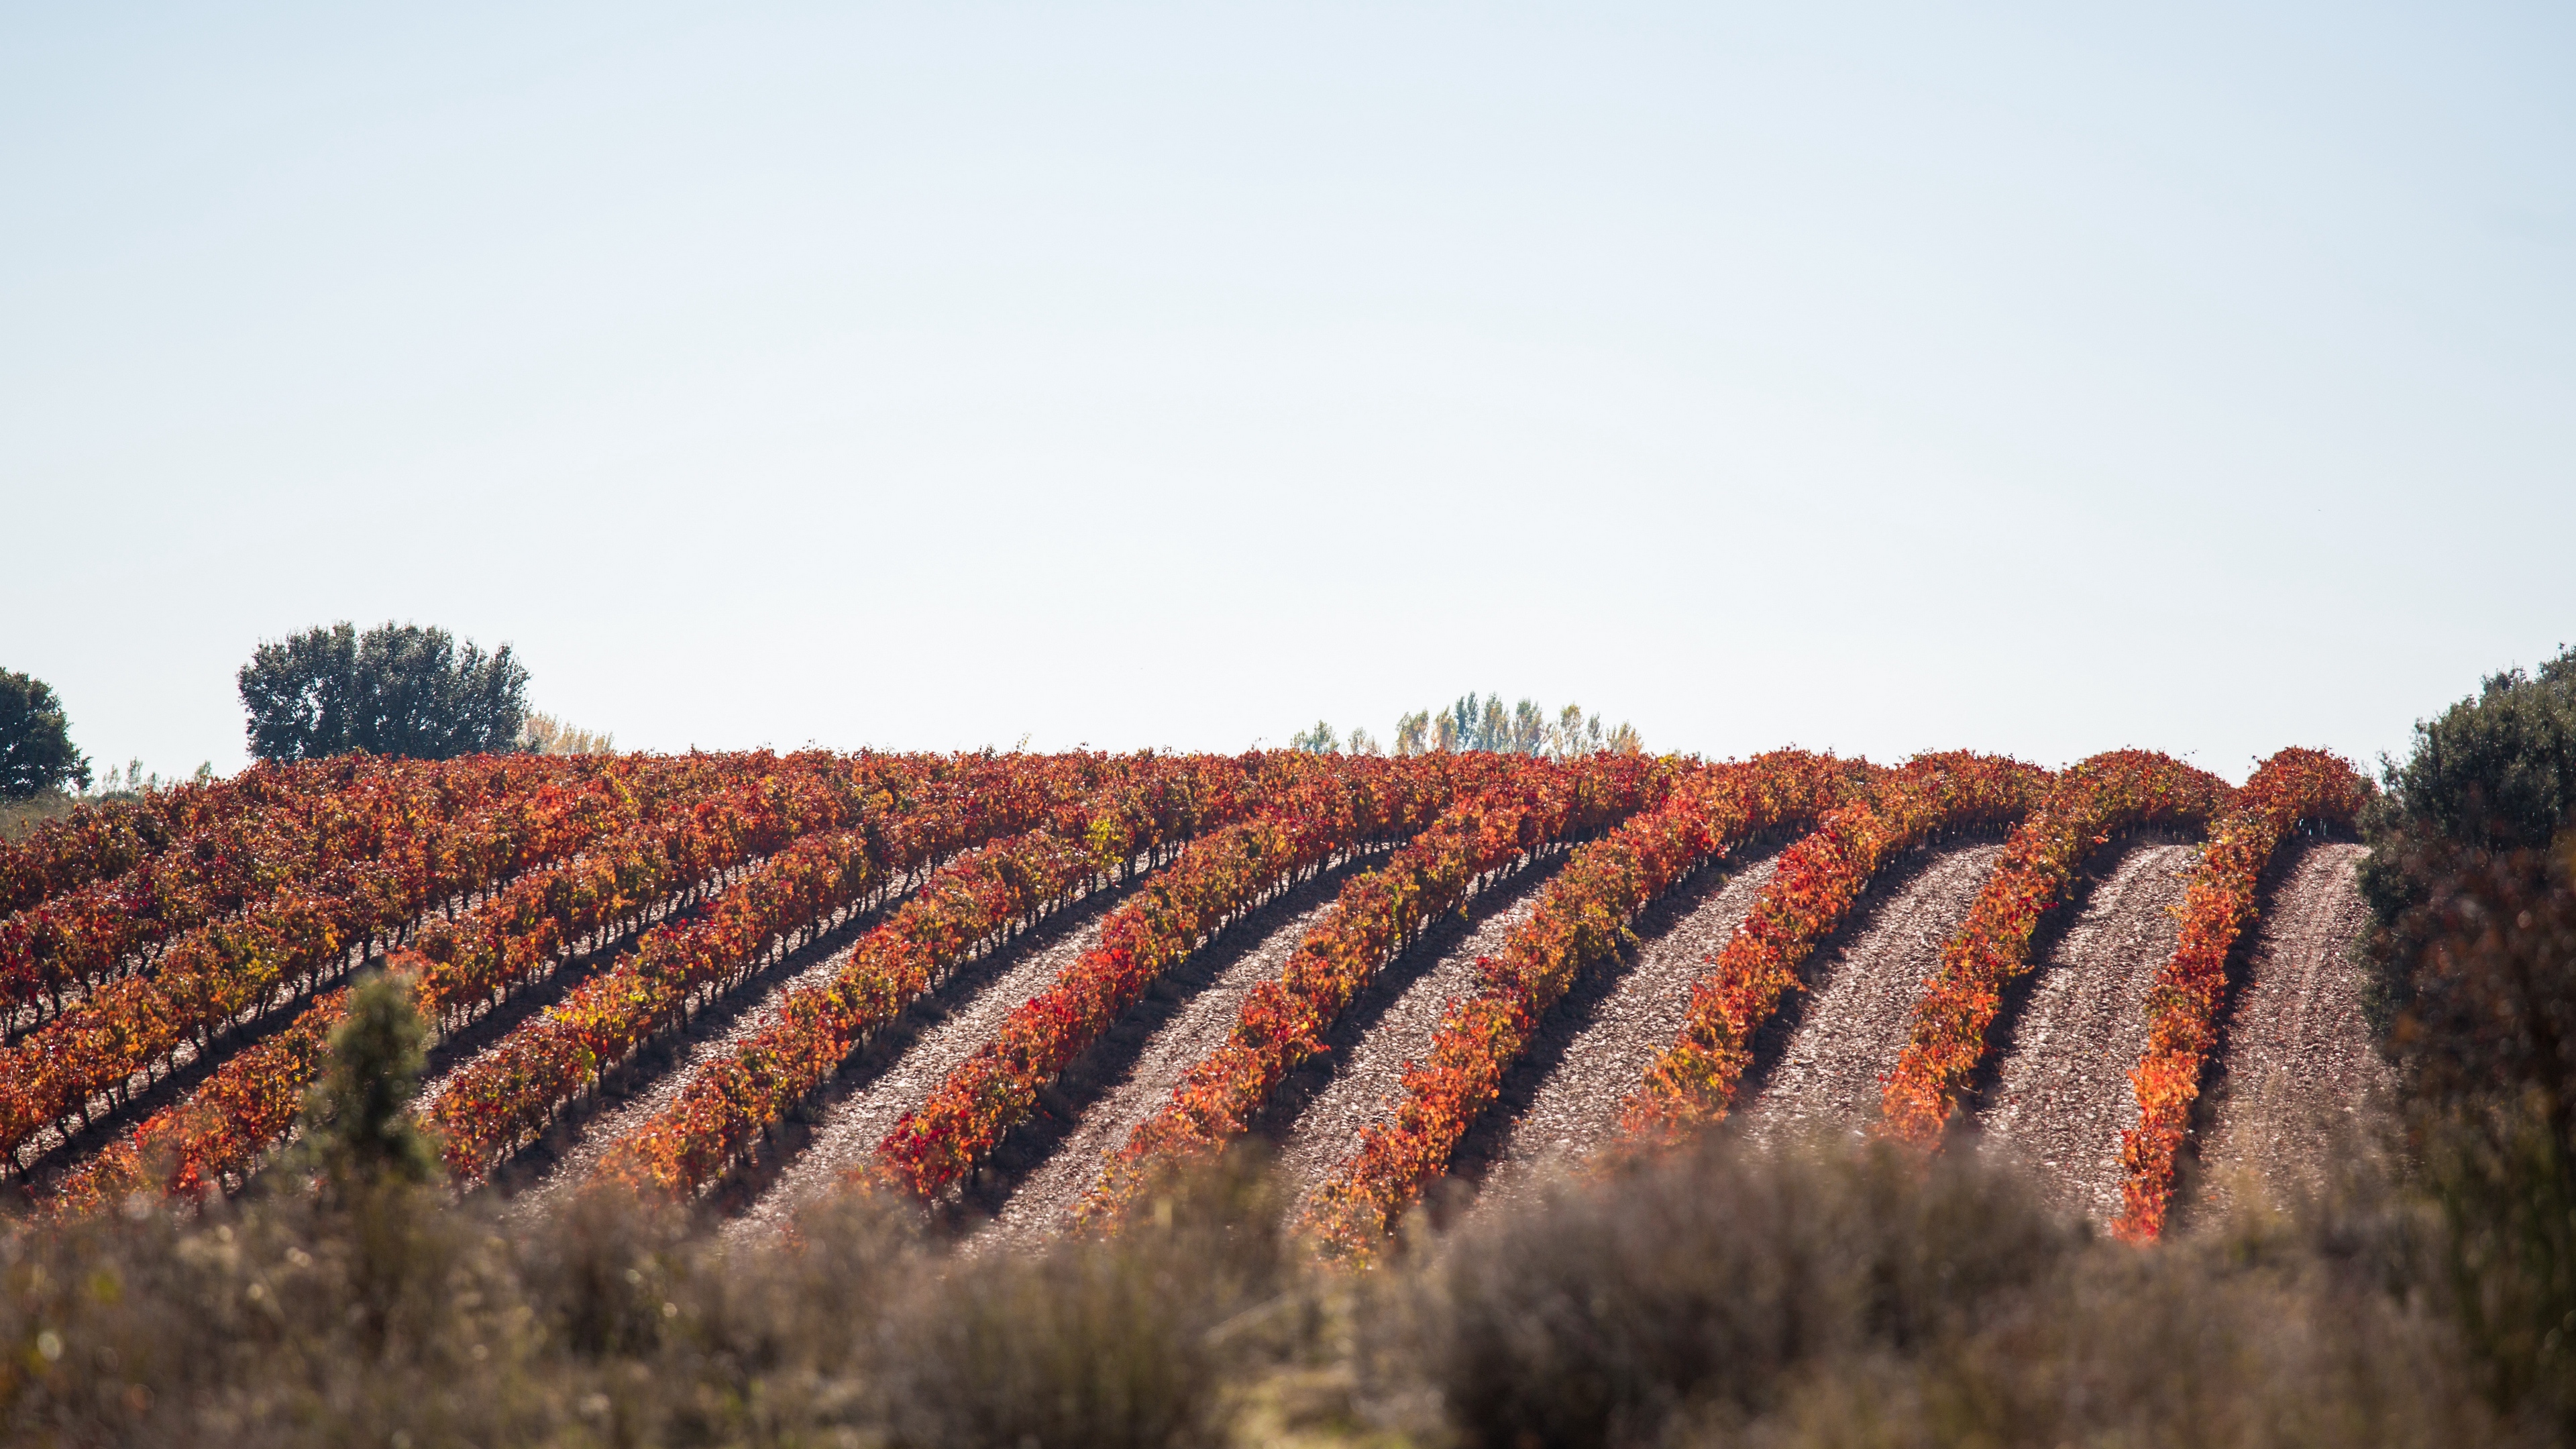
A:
[1269,855,1572,1208]
[1974,841,2194,1225]
[1739,844,2004,1143]
[2188,841,2390,1221]
[968,875,1360,1247]
[718,849,1383,1240]
[1470,854,1782,1196]
[721,888,1133,1241]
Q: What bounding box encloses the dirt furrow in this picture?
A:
[1739,843,2004,1143]
[492,900,897,1216]
[1975,841,2194,1225]
[1266,855,1572,1207]
[1467,854,1781,1197]
[470,871,944,1211]
[968,875,1362,1246]
[2189,841,2390,1221]
[721,887,1140,1240]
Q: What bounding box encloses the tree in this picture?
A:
[1366,696,1643,757]
[238,621,529,763]
[520,711,615,755]
[299,969,441,1197]
[0,669,91,800]
[2359,645,2576,1426]
[1393,711,1431,756]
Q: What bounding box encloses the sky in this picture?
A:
[3,3,2569,785]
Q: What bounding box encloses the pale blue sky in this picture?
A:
[4,3,2569,783]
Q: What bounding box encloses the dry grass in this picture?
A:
[0,1126,2528,1448]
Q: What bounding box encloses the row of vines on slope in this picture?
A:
[52,749,1014,1208]
[1076,752,1674,1228]
[590,753,1288,1199]
[2112,748,2369,1240]
[0,753,446,921]
[424,753,1218,1182]
[1297,751,1861,1263]
[1615,753,2050,1147]
[0,753,872,1171]
[1874,751,2234,1146]
[869,753,1477,1201]
[0,753,595,1020]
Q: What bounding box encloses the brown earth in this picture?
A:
[492,894,909,1217]
[718,885,1135,1241]
[965,874,1366,1246]
[2187,841,2391,1222]
[1466,853,1782,1198]
[1266,855,1572,1210]
[1973,841,2194,1225]
[722,848,1387,1240]
[1739,844,2004,1143]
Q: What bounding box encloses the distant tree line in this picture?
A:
[1289,694,1641,759]
[518,712,614,757]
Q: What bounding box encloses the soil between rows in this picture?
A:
[1460,849,1784,1202]
[2186,840,2389,1224]
[716,876,1146,1241]
[1262,853,1574,1212]
[1739,843,2006,1143]
[1974,840,2195,1225]
[473,869,932,1214]
[963,857,1383,1246]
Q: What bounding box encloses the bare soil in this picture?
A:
[2186,841,2391,1222]
[965,870,1364,1247]
[725,849,1389,1240]
[412,877,743,1121]
[1973,841,2194,1225]
[1739,844,2004,1143]
[1464,853,1782,1197]
[492,900,901,1217]
[1265,855,1572,1210]
[718,883,1138,1242]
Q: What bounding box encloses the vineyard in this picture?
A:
[0,741,2380,1252]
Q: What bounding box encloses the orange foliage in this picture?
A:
[1076,753,1674,1228]
[1299,753,1860,1264]
[1615,753,2050,1147]
[590,755,1263,1199]
[2110,748,2369,1240]
[869,754,1476,1201]
[1876,751,2233,1147]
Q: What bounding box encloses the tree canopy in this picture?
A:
[238,622,529,763]
[2375,645,2576,854]
[0,670,91,800]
